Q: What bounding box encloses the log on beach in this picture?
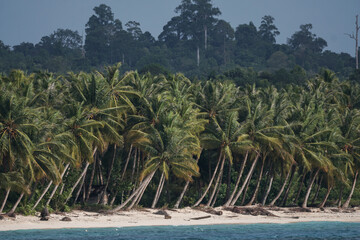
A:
[223,206,279,217]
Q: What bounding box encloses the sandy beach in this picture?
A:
[1,206,360,231]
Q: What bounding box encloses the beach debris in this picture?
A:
[190,215,211,220]
[153,209,171,219]
[193,206,223,215]
[60,216,72,221]
[7,212,16,218]
[287,207,312,213]
[223,206,279,217]
[0,215,4,220]
[40,206,50,221]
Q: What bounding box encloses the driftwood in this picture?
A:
[190,215,211,220]
[286,207,312,213]
[193,206,223,215]
[60,216,72,221]
[223,206,278,217]
[153,209,171,219]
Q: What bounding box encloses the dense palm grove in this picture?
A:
[1,64,360,216]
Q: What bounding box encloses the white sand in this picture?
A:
[1,206,360,231]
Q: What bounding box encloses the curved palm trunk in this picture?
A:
[311,175,323,205]
[241,170,253,205]
[280,166,296,206]
[319,185,332,208]
[121,145,133,180]
[7,192,25,215]
[294,172,307,204]
[342,170,359,208]
[206,155,226,206]
[32,180,53,210]
[46,163,70,206]
[261,174,274,205]
[101,145,117,205]
[269,163,293,206]
[151,172,165,208]
[65,161,90,204]
[174,151,202,209]
[247,157,265,206]
[0,188,11,213]
[74,174,86,204]
[230,152,260,206]
[302,169,320,208]
[224,151,249,207]
[85,154,97,202]
[112,171,155,212]
[193,151,223,207]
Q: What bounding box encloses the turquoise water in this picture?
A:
[1,222,360,239]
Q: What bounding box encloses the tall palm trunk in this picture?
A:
[294,172,307,204]
[46,163,70,206]
[224,151,249,207]
[111,171,155,212]
[121,145,133,179]
[319,185,332,208]
[85,153,97,202]
[280,166,296,206]
[0,188,11,213]
[74,174,86,204]
[151,172,165,208]
[65,161,90,203]
[342,170,359,208]
[101,145,117,205]
[206,155,226,206]
[269,163,293,206]
[311,175,323,205]
[247,157,265,206]
[302,169,320,208]
[7,192,25,215]
[230,152,260,206]
[193,151,223,207]
[174,151,202,209]
[261,173,274,205]
[33,162,71,210]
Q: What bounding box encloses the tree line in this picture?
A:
[0,0,358,82]
[1,64,360,215]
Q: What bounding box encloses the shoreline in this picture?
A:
[1,206,360,231]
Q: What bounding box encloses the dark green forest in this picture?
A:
[0,1,359,86]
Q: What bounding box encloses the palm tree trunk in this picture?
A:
[101,145,117,205]
[206,155,226,206]
[85,153,97,202]
[112,171,155,212]
[319,185,332,208]
[174,151,202,209]
[65,161,90,204]
[280,165,296,206]
[151,172,165,208]
[225,160,232,201]
[224,151,248,207]
[193,151,223,207]
[269,163,294,206]
[0,188,11,213]
[46,164,70,206]
[247,157,265,206]
[337,187,343,207]
[311,175,323,205]
[74,174,86,204]
[302,169,320,208]
[342,170,359,208]
[210,175,222,207]
[230,152,260,206]
[32,180,53,210]
[294,172,307,204]
[261,173,274,205]
[7,192,25,215]
[33,162,71,210]
[241,171,253,205]
[121,145,133,180]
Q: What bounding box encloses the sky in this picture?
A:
[0,0,359,56]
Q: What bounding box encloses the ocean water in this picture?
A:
[1,222,360,240]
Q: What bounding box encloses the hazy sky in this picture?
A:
[0,0,359,56]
